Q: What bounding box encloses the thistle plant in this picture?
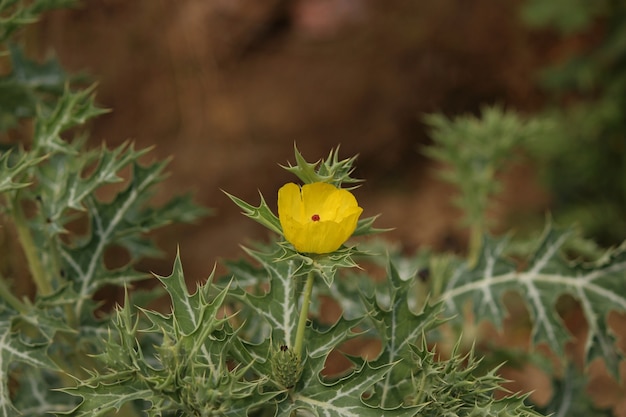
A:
[423,106,548,264]
[2,3,626,417]
[54,146,553,416]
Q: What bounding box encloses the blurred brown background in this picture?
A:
[37,0,554,279]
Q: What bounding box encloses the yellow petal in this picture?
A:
[295,221,345,253]
[277,182,363,254]
[278,183,304,246]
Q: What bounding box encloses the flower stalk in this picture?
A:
[294,269,316,360]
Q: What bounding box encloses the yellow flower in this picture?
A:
[277,182,363,254]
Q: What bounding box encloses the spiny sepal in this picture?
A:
[281,144,363,188]
[223,189,282,236]
[353,213,392,236]
[275,242,361,287]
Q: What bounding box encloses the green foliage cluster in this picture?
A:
[521,0,626,245]
[421,93,625,416]
[423,106,548,263]
[64,153,555,416]
[0,2,207,415]
[58,138,625,416]
[0,2,624,417]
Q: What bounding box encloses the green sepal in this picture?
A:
[353,214,391,236]
[281,144,363,188]
[223,189,283,236]
[275,242,362,287]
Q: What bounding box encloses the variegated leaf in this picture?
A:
[442,226,626,371]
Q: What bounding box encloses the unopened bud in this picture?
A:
[270,344,302,389]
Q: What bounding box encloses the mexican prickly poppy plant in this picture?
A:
[277,182,363,254]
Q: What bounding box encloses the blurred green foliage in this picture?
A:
[0,0,75,42]
[423,106,547,263]
[521,0,626,246]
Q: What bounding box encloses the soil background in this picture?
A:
[27,0,626,414]
[37,0,552,275]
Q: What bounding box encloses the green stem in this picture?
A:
[294,269,316,360]
[0,275,28,314]
[13,201,53,296]
[468,221,483,268]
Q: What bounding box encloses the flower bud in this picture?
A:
[270,345,303,389]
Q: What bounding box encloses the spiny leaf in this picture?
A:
[535,363,613,417]
[36,142,150,226]
[442,234,520,330]
[0,44,68,131]
[404,340,544,417]
[423,106,547,228]
[151,251,228,339]
[0,0,76,42]
[231,246,300,348]
[12,302,75,343]
[60,380,152,417]
[0,319,60,416]
[67,256,271,417]
[279,357,416,417]
[12,367,77,416]
[0,149,46,193]
[442,225,626,373]
[33,85,107,154]
[306,316,363,360]
[361,260,446,409]
[57,159,169,319]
